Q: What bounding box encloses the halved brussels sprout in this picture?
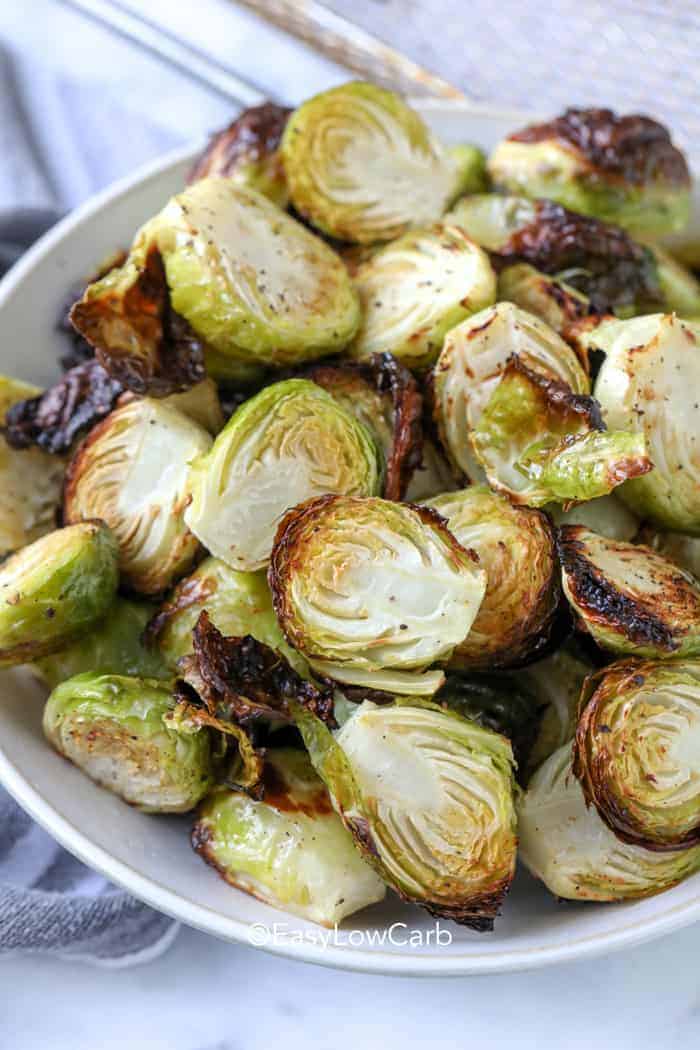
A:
[146,556,305,674]
[0,375,64,557]
[305,353,423,501]
[403,438,459,501]
[36,598,169,690]
[269,494,486,695]
[426,487,559,668]
[574,658,700,850]
[518,744,700,901]
[64,398,211,595]
[295,698,517,929]
[488,108,691,238]
[43,672,212,812]
[187,103,291,207]
[446,193,661,314]
[472,357,650,507]
[0,522,118,667]
[587,314,700,533]
[184,379,381,572]
[559,525,700,659]
[432,302,589,478]
[497,263,590,335]
[638,527,700,582]
[281,82,469,243]
[548,493,639,542]
[192,748,386,926]
[348,224,496,370]
[161,378,225,434]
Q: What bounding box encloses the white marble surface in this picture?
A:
[1,1,700,1044]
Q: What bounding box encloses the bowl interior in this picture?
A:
[1,103,699,976]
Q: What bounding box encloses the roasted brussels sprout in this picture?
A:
[520,643,594,777]
[497,263,590,335]
[650,246,700,318]
[435,672,542,773]
[587,314,700,533]
[426,487,559,668]
[403,438,459,501]
[0,375,64,557]
[295,698,517,929]
[36,598,168,690]
[270,494,486,695]
[188,102,291,207]
[518,744,700,901]
[64,398,211,595]
[348,224,496,370]
[184,379,381,572]
[281,82,470,243]
[432,302,589,479]
[43,672,212,812]
[0,522,118,667]
[548,493,639,542]
[559,525,700,659]
[446,193,661,314]
[471,357,650,507]
[146,557,305,674]
[192,748,386,926]
[449,143,489,194]
[573,658,700,850]
[488,108,691,238]
[305,353,422,501]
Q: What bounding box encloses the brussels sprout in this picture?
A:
[0,522,118,667]
[449,143,489,194]
[281,82,469,244]
[184,379,381,572]
[650,246,700,317]
[488,108,691,238]
[518,744,700,901]
[432,303,589,479]
[36,598,169,690]
[192,748,386,926]
[497,263,590,335]
[0,375,64,557]
[269,495,486,695]
[161,378,225,434]
[588,314,700,533]
[43,672,212,812]
[403,438,459,501]
[472,357,650,507]
[295,698,517,929]
[187,103,291,207]
[348,224,496,370]
[519,643,594,777]
[573,658,700,850]
[426,487,559,668]
[638,527,700,582]
[64,398,211,595]
[446,194,661,314]
[559,525,700,659]
[434,672,542,773]
[305,353,423,501]
[146,557,305,674]
[548,493,639,542]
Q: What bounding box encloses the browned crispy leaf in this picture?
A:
[188,103,291,183]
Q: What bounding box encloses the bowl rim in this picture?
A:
[1,106,699,976]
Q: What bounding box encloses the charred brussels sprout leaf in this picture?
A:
[36,598,169,690]
[348,224,496,370]
[488,108,691,238]
[64,398,211,595]
[184,379,381,571]
[43,672,212,812]
[192,748,386,926]
[305,353,422,501]
[295,699,517,929]
[281,82,468,243]
[497,263,590,335]
[573,658,700,850]
[0,375,64,557]
[269,495,486,695]
[518,744,700,901]
[588,314,700,533]
[187,103,291,207]
[426,487,559,668]
[432,302,589,479]
[0,522,118,667]
[472,357,650,507]
[559,525,700,659]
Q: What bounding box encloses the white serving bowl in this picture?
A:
[1,102,699,976]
